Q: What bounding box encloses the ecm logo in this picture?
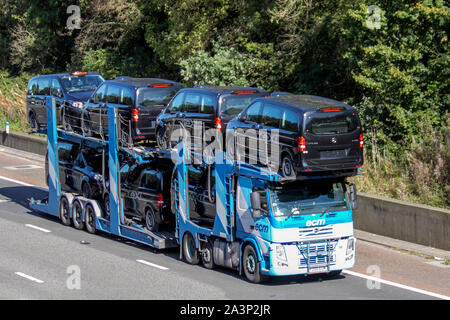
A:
[306,219,325,227]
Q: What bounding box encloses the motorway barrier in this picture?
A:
[0,129,46,156]
[355,193,450,251]
[1,129,449,251]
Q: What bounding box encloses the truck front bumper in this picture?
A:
[263,236,356,277]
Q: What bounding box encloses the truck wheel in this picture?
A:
[85,203,96,234]
[201,241,215,269]
[72,199,84,230]
[60,197,71,226]
[182,232,199,265]
[145,207,159,232]
[243,244,266,284]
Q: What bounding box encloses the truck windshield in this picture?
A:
[269,179,348,217]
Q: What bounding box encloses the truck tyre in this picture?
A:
[182,232,199,265]
[72,199,84,230]
[85,203,96,234]
[243,244,266,284]
[201,241,215,269]
[145,207,159,232]
[60,197,71,226]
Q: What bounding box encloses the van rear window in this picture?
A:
[138,87,179,107]
[220,94,263,116]
[305,112,359,135]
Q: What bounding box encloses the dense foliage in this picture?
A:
[0,0,448,207]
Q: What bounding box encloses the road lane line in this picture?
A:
[14,272,44,284]
[25,224,51,233]
[136,259,169,271]
[342,270,450,300]
[0,175,46,190]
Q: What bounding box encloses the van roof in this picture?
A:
[106,78,183,89]
[264,94,353,111]
[188,85,267,95]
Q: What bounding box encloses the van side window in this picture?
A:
[199,94,215,114]
[37,78,51,95]
[244,101,262,122]
[121,87,134,106]
[182,93,201,113]
[27,79,38,95]
[142,171,157,190]
[261,103,281,128]
[105,85,120,104]
[169,92,184,113]
[93,84,106,103]
[51,79,62,96]
[281,109,299,131]
[120,164,130,182]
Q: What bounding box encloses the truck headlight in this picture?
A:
[346,238,355,255]
[276,245,287,262]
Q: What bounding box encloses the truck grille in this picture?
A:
[297,240,337,270]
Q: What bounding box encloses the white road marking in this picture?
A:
[25,224,51,233]
[136,259,169,271]
[342,270,450,300]
[0,199,10,203]
[14,272,44,284]
[3,165,43,170]
[0,175,46,190]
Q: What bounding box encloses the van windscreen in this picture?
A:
[305,111,359,135]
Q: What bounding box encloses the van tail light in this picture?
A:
[215,117,222,131]
[298,136,306,152]
[131,108,139,122]
[359,134,364,148]
[157,193,164,206]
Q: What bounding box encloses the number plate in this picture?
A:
[308,266,328,274]
[320,149,346,159]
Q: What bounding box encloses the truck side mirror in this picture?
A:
[250,191,267,219]
[349,183,358,210]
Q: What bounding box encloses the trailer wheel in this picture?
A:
[201,241,215,269]
[72,199,84,230]
[85,203,96,234]
[60,197,71,226]
[243,244,266,284]
[182,232,199,265]
[103,194,110,218]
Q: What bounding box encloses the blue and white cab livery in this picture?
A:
[239,176,357,277]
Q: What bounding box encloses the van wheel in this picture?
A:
[243,244,266,284]
[156,127,167,150]
[85,203,96,234]
[29,113,39,132]
[145,207,159,232]
[281,154,296,179]
[72,199,84,230]
[103,194,110,218]
[182,232,199,265]
[82,115,92,137]
[59,197,71,226]
[82,182,91,199]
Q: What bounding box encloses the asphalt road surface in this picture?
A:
[0,147,449,301]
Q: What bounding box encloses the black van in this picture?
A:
[26,72,104,131]
[226,94,363,178]
[118,160,174,231]
[155,86,267,150]
[78,78,183,142]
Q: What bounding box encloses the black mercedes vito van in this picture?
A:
[79,78,183,141]
[155,85,267,150]
[26,72,104,131]
[227,94,363,178]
